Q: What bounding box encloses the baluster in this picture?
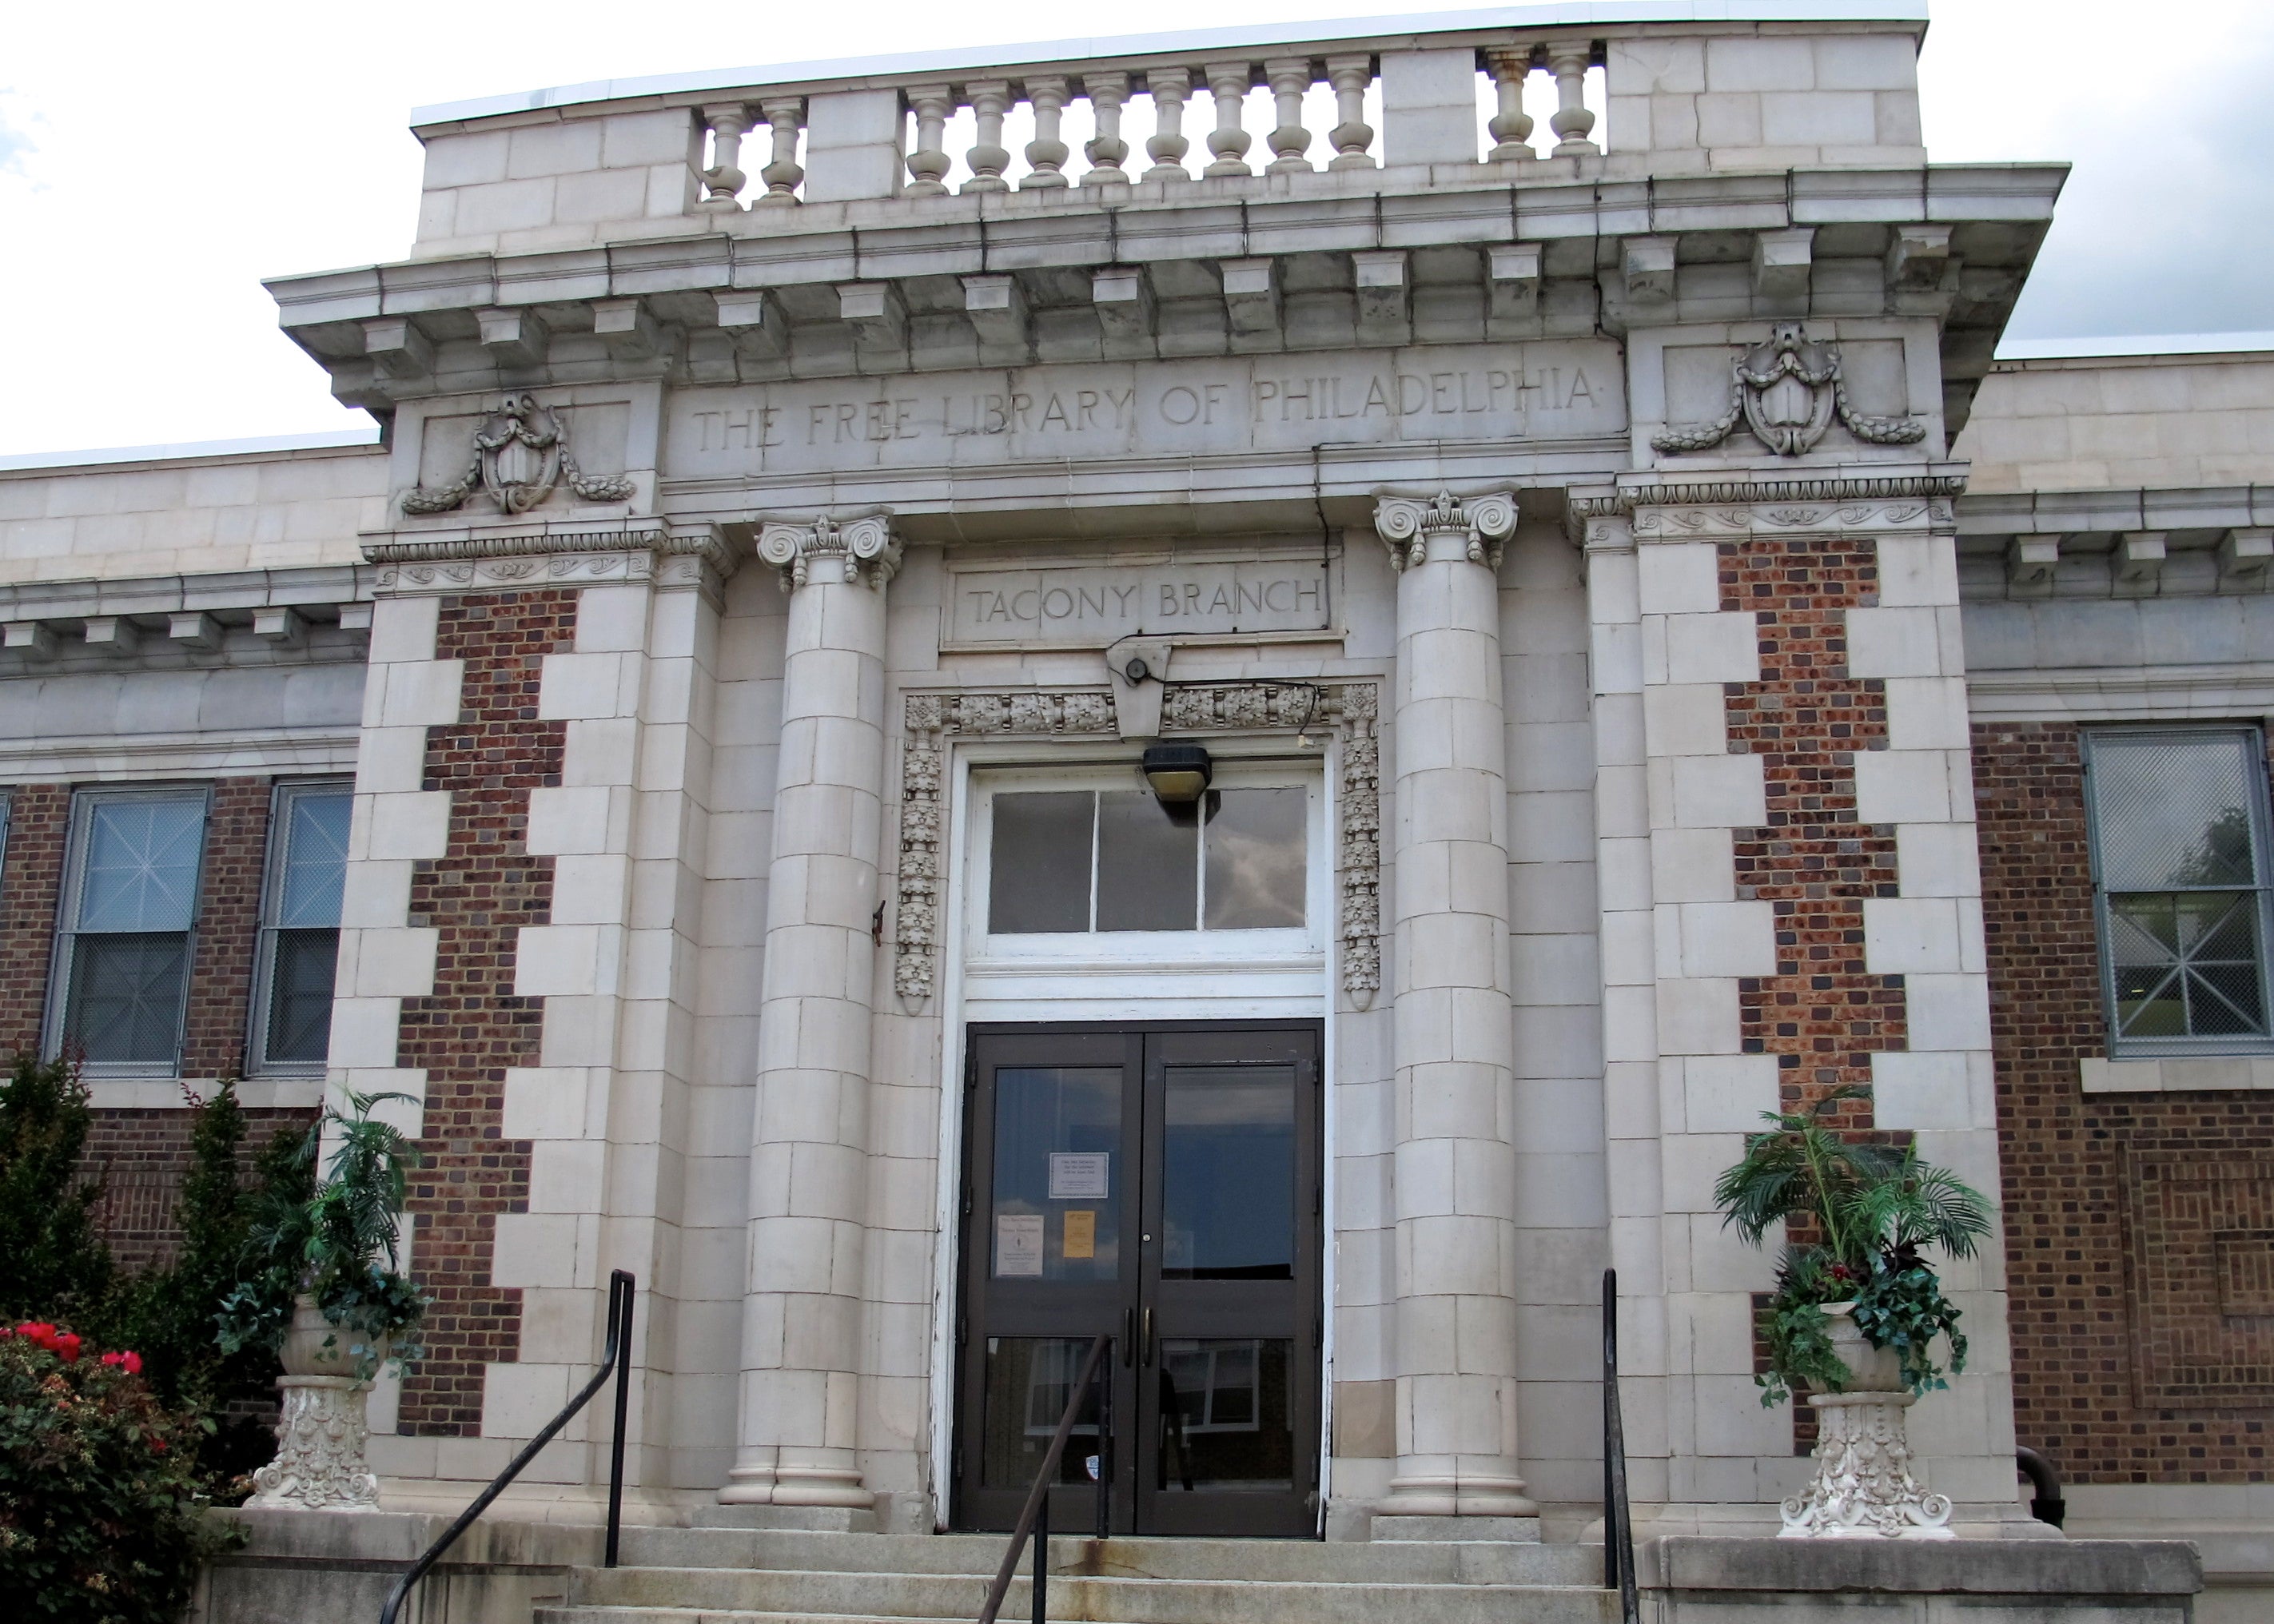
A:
[1485,49,1538,161]
[904,85,954,197]
[1022,77,1070,188]
[1324,55,1375,169]
[1547,43,1599,157]
[755,98,805,205]
[1203,62,1254,177]
[963,81,1014,191]
[1263,58,1313,173]
[1144,69,1193,182]
[698,102,752,211]
[1082,72,1131,185]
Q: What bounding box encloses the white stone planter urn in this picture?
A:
[1779,1302,1954,1539]
[245,1294,385,1511]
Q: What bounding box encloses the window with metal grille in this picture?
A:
[2085,728,2274,1053]
[249,781,350,1073]
[47,788,210,1076]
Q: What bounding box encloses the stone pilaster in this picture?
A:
[721,512,900,1508]
[1372,491,1537,1524]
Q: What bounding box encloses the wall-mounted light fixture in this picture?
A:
[1141,741,1213,804]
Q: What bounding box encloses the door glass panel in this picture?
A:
[990,792,1094,933]
[981,1337,1105,1488]
[992,1067,1121,1281]
[1096,792,1197,932]
[1161,1065,1295,1280]
[1154,1339,1294,1491]
[1204,788,1307,929]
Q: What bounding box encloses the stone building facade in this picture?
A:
[0,1,2264,1607]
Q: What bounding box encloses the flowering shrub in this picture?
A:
[0,1322,237,1624]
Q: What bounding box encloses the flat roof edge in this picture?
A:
[410,2,1931,126]
[0,428,384,476]
[1995,332,2274,363]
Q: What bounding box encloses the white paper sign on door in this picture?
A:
[995,1212,1045,1278]
[1049,1152,1109,1200]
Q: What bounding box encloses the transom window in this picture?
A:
[987,783,1308,937]
[50,788,210,1075]
[2085,727,2274,1053]
[251,781,351,1073]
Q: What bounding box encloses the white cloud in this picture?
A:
[0,0,2268,454]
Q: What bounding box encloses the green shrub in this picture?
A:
[0,1056,111,1330]
[0,1320,238,1624]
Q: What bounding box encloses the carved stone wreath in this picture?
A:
[892,682,1381,1010]
[400,394,637,515]
[1651,324,1926,457]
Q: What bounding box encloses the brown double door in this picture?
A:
[953,1022,1323,1538]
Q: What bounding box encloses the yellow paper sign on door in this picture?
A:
[1063,1209,1097,1260]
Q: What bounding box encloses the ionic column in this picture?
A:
[721,512,902,1509]
[1372,491,1538,1527]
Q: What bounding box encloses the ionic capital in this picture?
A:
[756,511,902,591]
[1372,488,1519,571]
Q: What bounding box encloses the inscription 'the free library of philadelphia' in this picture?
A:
[667,343,1624,474]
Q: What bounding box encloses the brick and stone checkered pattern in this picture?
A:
[392,591,571,1436]
[1977,718,2274,1481]
[1721,535,1907,1125]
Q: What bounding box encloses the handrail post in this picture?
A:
[379,1272,638,1624]
[1031,1490,1049,1624]
[1093,1341,1112,1541]
[1602,1268,1639,1624]
[606,1271,634,1566]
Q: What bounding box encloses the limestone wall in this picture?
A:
[1954,352,2274,495]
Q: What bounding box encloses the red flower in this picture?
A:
[149,1436,166,1453]
[53,1332,81,1363]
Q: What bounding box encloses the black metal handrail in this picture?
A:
[976,1332,1113,1624]
[379,1270,636,1624]
[2017,1445,2065,1528]
[1601,1268,1639,1624]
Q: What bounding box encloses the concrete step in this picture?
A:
[563,1566,1618,1624]
[612,1527,1601,1586]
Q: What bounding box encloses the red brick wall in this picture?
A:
[1976,719,2274,1483]
[0,784,70,1056]
[393,591,571,1436]
[181,778,273,1080]
[82,1104,319,1274]
[1721,535,1908,1123]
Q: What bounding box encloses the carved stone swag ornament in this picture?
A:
[1780,1304,1955,1539]
[401,393,637,515]
[1652,324,1927,457]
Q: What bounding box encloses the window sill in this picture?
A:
[86,1077,326,1111]
[2080,1056,2274,1094]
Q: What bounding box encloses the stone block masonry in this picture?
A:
[1975,719,2274,1481]
[393,591,572,1436]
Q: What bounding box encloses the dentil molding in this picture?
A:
[893,680,1382,1011]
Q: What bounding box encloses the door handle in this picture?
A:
[1141,1307,1153,1367]
[1122,1308,1134,1367]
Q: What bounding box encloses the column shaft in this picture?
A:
[723,534,892,1507]
[1377,496,1535,1521]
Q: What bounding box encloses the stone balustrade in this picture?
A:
[683,43,1617,210]
[401,8,1933,252]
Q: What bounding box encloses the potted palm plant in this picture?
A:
[1714,1087,1993,1538]
[221,1090,426,1511]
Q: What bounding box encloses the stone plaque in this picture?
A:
[664,341,1623,479]
[948,555,1331,647]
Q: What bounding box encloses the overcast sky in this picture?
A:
[2,0,2269,457]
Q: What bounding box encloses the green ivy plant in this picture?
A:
[218,1091,427,1381]
[1714,1086,1993,1405]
